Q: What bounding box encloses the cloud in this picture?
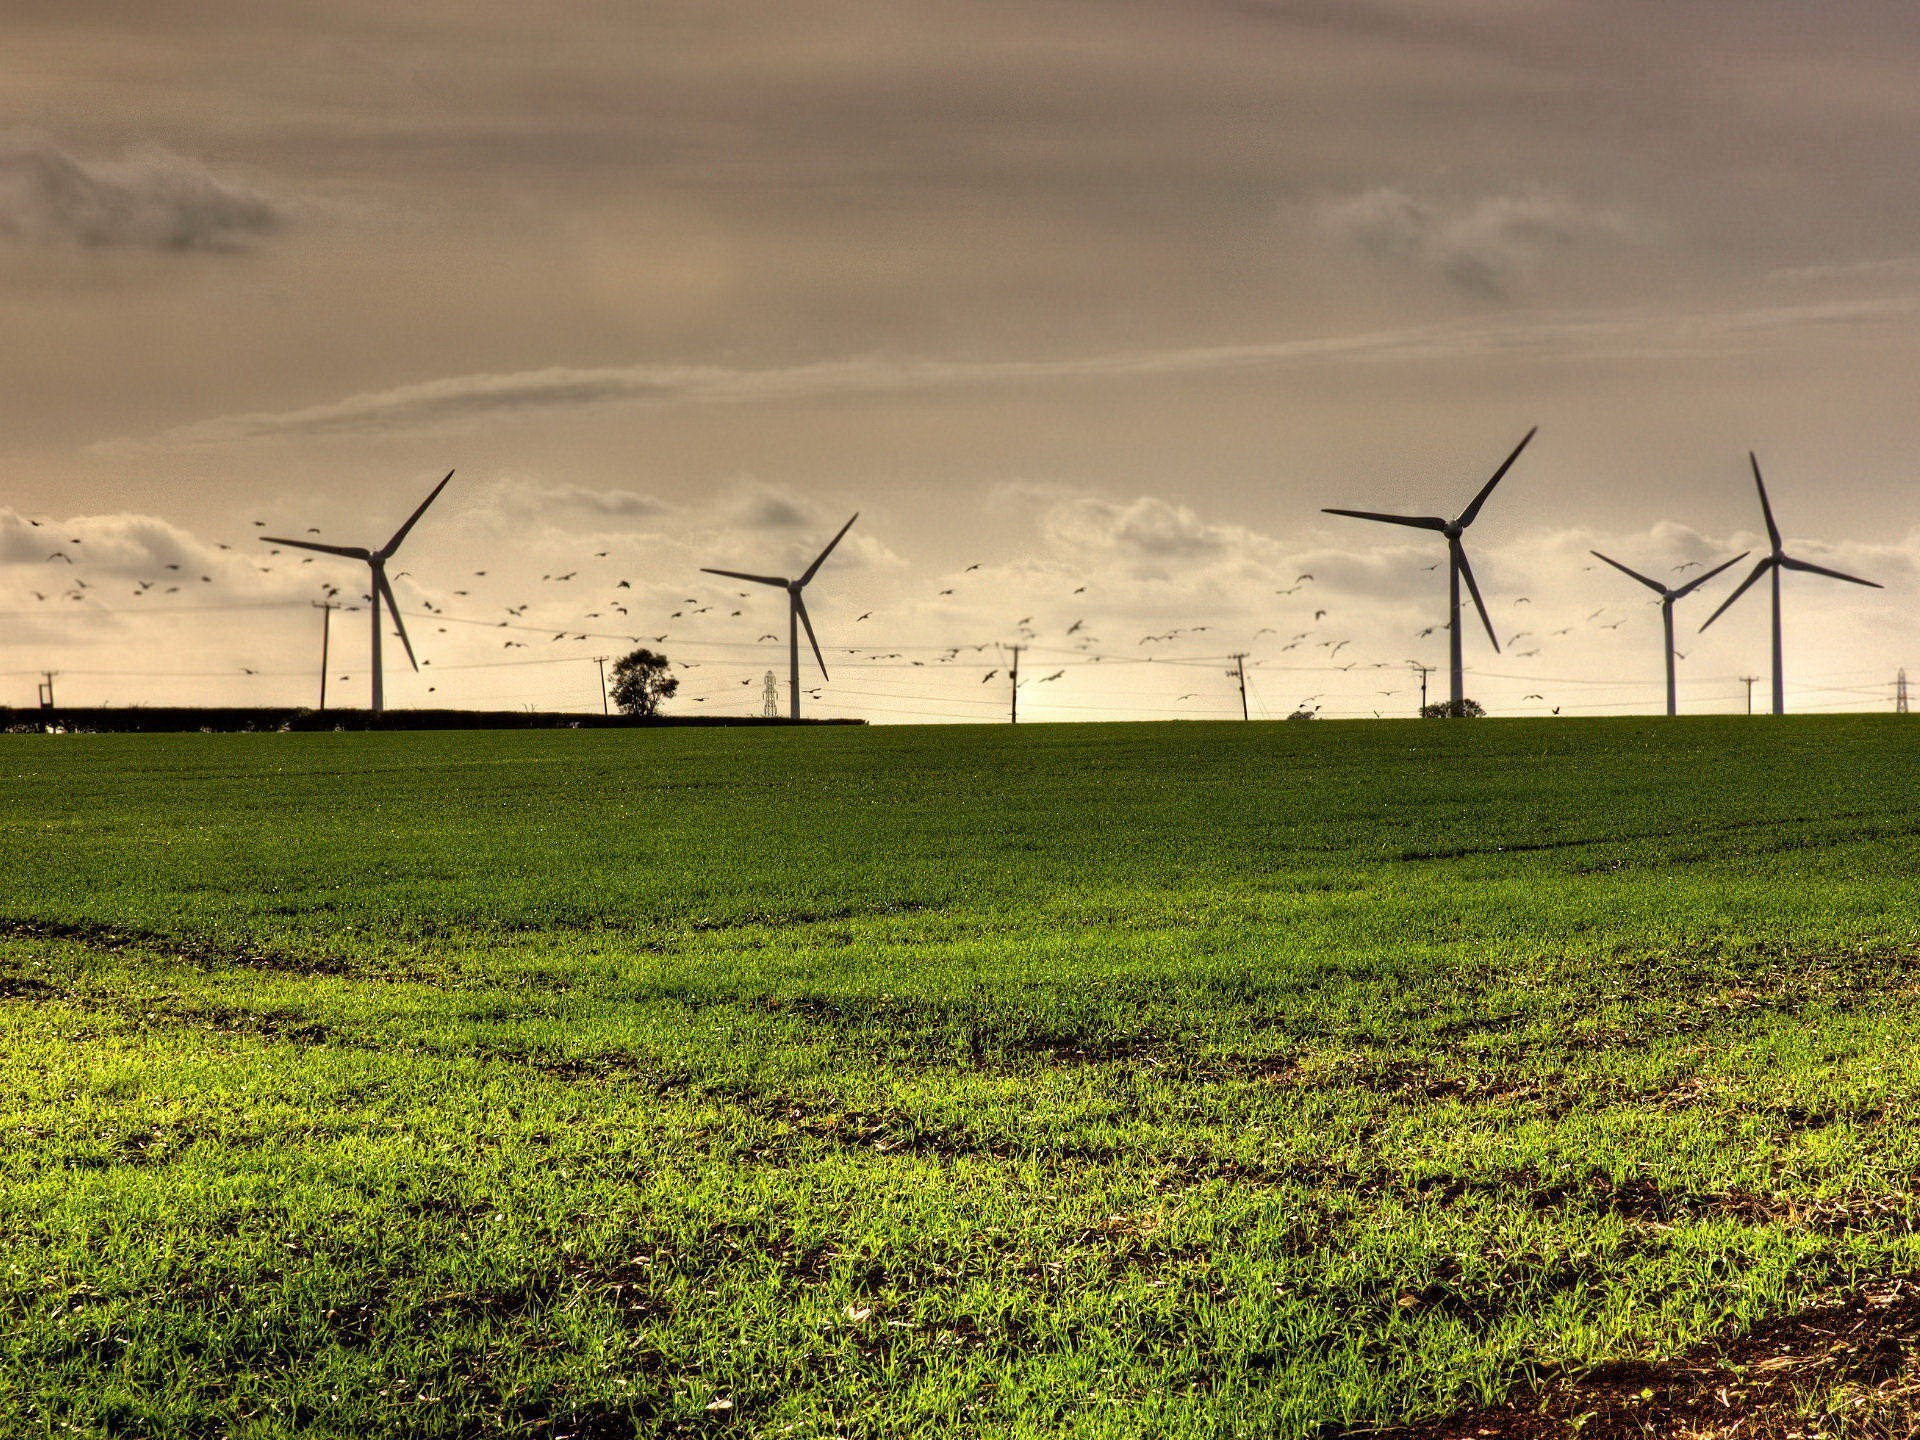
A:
[482,479,666,525]
[1045,496,1243,564]
[0,132,282,252]
[1314,188,1640,296]
[120,290,1920,448]
[722,480,815,532]
[2,508,228,578]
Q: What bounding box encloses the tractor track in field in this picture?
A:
[1369,1273,1920,1439]
[1394,809,1920,865]
[0,915,363,978]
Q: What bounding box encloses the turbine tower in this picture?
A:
[260,470,455,715]
[1589,548,1748,716]
[1324,428,1536,713]
[1699,454,1880,716]
[703,513,858,721]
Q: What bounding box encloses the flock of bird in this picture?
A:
[7,433,1881,720]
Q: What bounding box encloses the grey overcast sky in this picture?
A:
[5,1,1920,719]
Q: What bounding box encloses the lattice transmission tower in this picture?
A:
[761,670,780,718]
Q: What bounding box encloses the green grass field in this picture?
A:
[6,717,1920,1437]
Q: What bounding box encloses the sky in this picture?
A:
[5,0,1920,722]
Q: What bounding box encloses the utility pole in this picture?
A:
[1411,663,1433,715]
[312,600,337,711]
[1899,668,1910,715]
[36,671,56,711]
[594,656,610,715]
[1740,675,1759,715]
[1008,645,1023,724]
[1228,653,1249,721]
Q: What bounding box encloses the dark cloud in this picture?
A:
[0,132,281,251]
[493,480,665,523]
[724,482,815,532]
[1047,496,1233,561]
[1315,189,1639,297]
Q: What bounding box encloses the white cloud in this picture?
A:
[0,132,282,252]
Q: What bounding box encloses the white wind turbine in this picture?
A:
[1323,429,1535,714]
[1699,454,1880,716]
[260,471,454,714]
[703,513,858,720]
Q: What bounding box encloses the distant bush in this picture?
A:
[1286,709,1319,721]
[1420,699,1486,718]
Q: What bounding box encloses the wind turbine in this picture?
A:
[1324,428,1536,714]
[260,471,454,715]
[1590,548,1748,716]
[703,513,858,720]
[1699,454,1880,716]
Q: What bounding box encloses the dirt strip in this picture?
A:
[1377,1276,1920,1438]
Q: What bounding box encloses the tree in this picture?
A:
[1419,698,1485,718]
[1286,708,1319,721]
[608,648,678,718]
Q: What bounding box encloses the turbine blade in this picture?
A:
[1750,453,1782,551]
[382,470,455,557]
[798,512,859,587]
[1321,508,1449,531]
[1456,426,1537,528]
[700,567,790,588]
[1669,550,1751,600]
[259,537,372,561]
[1699,555,1775,632]
[375,569,419,670]
[1589,550,1664,593]
[794,593,828,679]
[1781,555,1882,588]
[1454,542,1499,651]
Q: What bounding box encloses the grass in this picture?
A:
[5,716,1920,1436]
